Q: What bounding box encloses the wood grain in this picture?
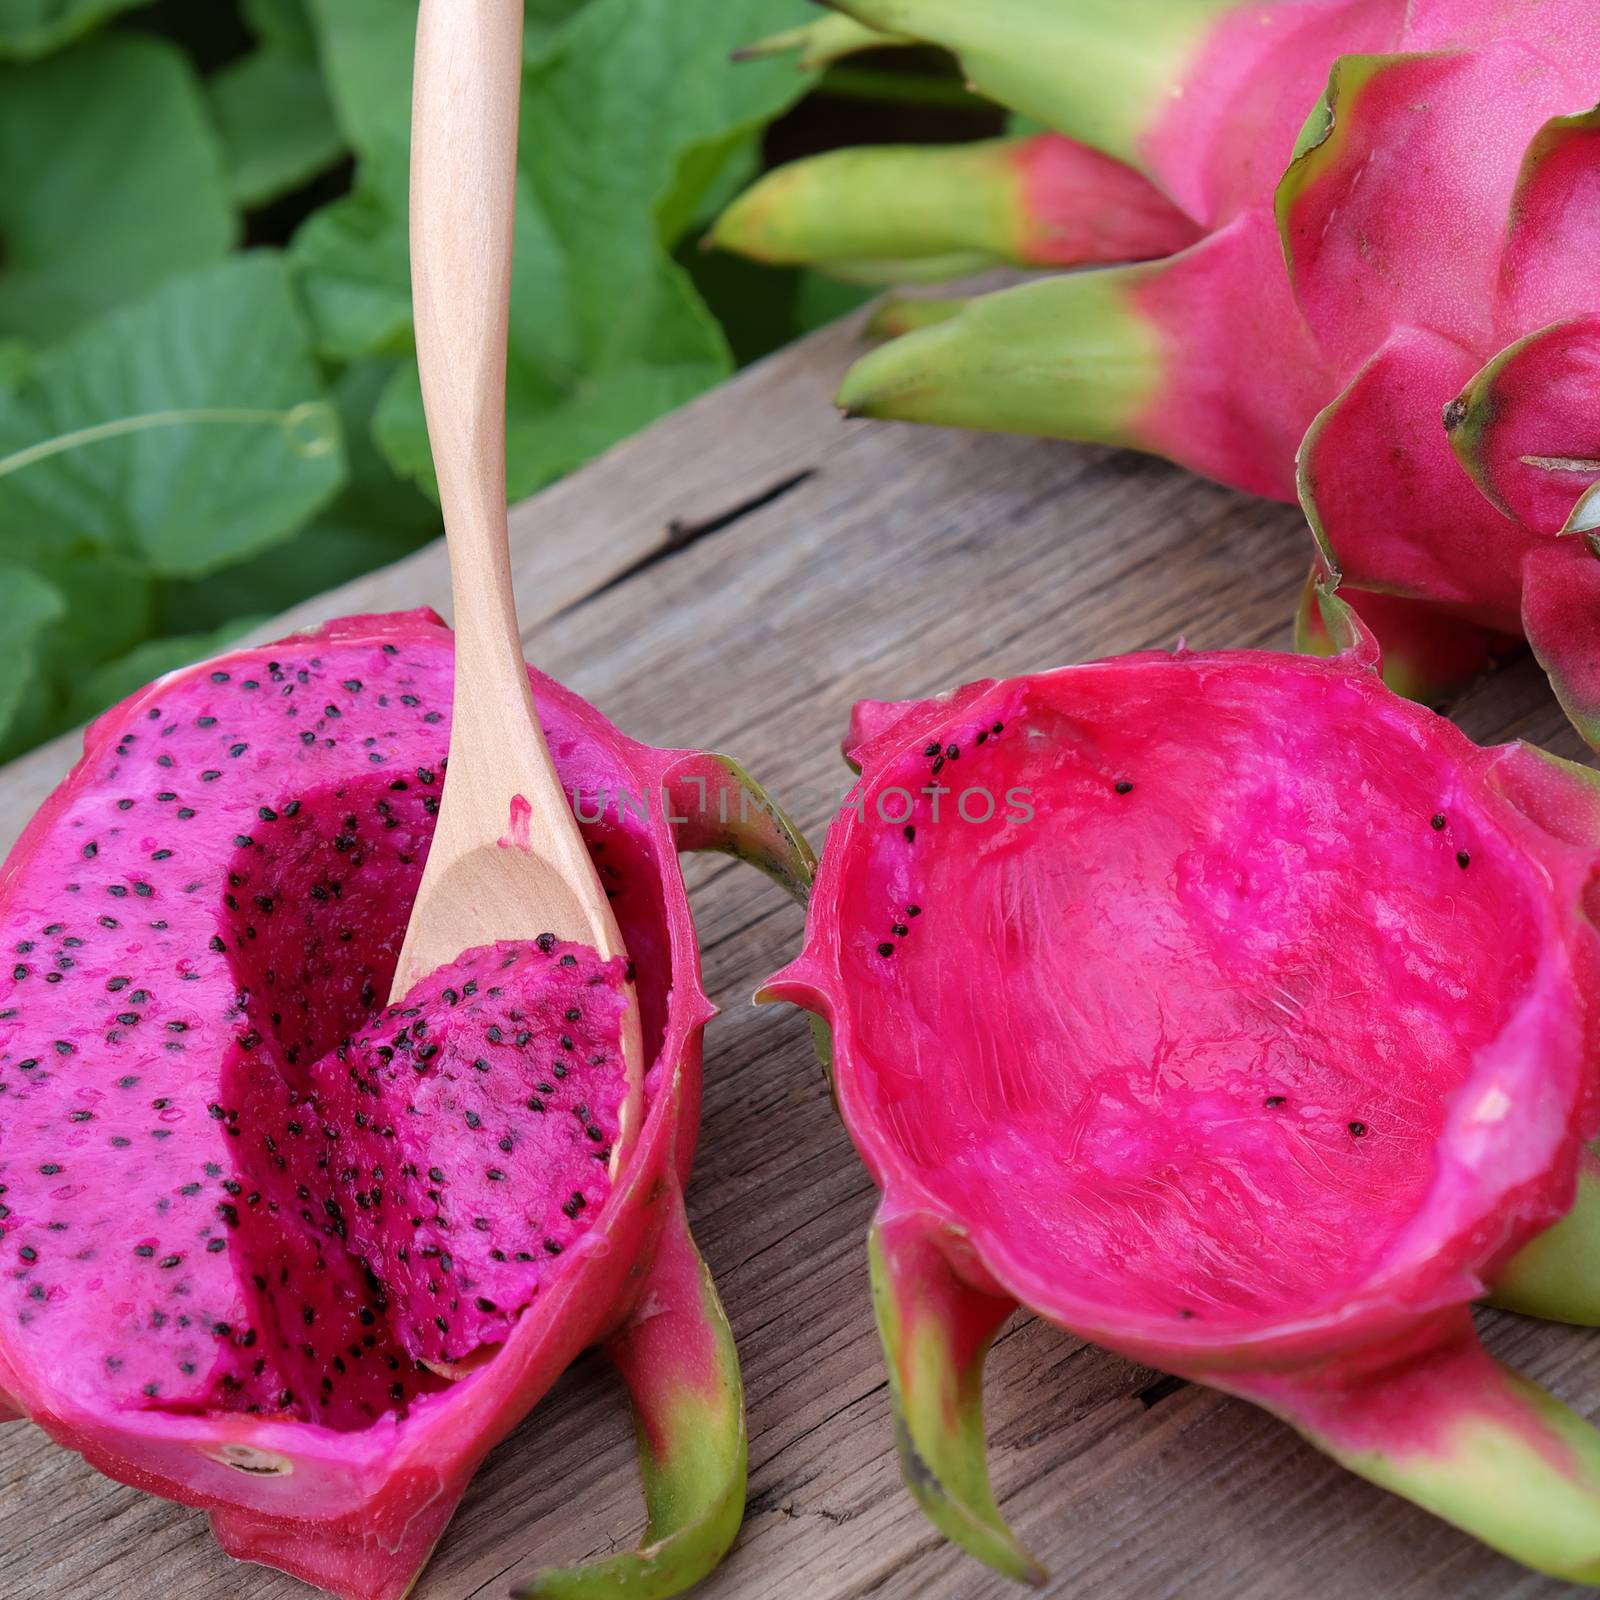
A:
[2,299,1597,1600]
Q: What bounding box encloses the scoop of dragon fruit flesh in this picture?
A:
[0,608,811,1600]
[762,591,1600,1584]
[718,0,1600,734]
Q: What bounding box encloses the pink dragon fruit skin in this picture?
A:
[0,608,811,1600]
[715,0,1600,734]
[762,593,1600,1583]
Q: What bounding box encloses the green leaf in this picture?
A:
[0,34,235,340]
[525,0,588,54]
[29,550,156,721]
[242,0,317,59]
[0,341,29,387]
[209,47,345,209]
[0,565,64,753]
[291,170,414,360]
[157,359,439,633]
[0,0,143,60]
[64,617,268,730]
[0,252,347,579]
[297,0,818,499]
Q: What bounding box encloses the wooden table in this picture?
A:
[1,304,1595,1600]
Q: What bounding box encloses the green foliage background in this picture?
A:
[0,0,848,762]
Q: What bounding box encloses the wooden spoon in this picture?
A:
[392,0,642,1154]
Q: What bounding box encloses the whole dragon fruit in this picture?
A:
[713,0,1600,731]
[0,609,810,1600]
[762,592,1600,1583]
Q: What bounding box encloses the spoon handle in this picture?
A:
[410,0,531,747]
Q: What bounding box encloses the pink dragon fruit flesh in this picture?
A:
[762,591,1600,1584]
[0,608,810,1600]
[714,0,1600,737]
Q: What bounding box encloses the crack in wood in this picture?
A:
[557,468,817,615]
[1134,1373,1188,1409]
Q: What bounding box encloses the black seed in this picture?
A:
[1264,1095,1286,1109]
[877,942,894,958]
[1348,1121,1368,1138]
[1114,780,1134,795]
[1431,813,1447,830]
[1457,851,1470,869]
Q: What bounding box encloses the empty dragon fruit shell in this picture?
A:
[0,609,810,1600]
[762,591,1600,1584]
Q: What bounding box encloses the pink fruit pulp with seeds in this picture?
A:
[0,608,789,1600]
[766,616,1600,1580]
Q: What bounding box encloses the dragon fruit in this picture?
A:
[713,0,1600,731]
[761,591,1600,1582]
[0,608,810,1600]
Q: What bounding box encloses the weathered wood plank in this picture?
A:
[1,298,1595,1600]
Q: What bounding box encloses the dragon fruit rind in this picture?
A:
[715,0,1600,737]
[0,609,810,1600]
[762,594,1600,1583]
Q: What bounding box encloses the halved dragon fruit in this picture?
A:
[0,609,810,1600]
[763,594,1600,1582]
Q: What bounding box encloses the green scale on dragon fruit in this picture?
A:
[763,591,1600,1586]
[715,0,1600,736]
[0,608,813,1600]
